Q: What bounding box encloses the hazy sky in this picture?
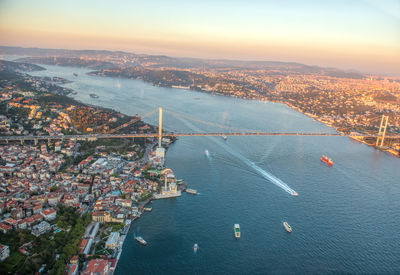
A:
[1,0,399,75]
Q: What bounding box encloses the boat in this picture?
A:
[234,224,240,238]
[283,222,292,233]
[321,155,334,166]
[186,188,197,195]
[73,73,78,77]
[205,150,210,157]
[89,93,99,99]
[135,236,147,246]
[144,207,152,211]
[193,243,199,253]
[222,135,227,140]
[292,191,298,197]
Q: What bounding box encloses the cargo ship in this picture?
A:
[321,155,333,166]
[135,236,147,246]
[283,222,292,233]
[234,224,240,238]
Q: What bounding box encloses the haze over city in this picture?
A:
[1,0,399,75]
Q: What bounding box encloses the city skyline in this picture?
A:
[0,0,399,76]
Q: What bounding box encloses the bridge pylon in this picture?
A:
[158,107,162,148]
[376,115,389,147]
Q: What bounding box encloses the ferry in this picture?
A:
[135,236,147,246]
[234,224,240,238]
[321,155,334,166]
[222,135,227,140]
[193,243,199,253]
[283,222,292,233]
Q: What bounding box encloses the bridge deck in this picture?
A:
[1,132,399,141]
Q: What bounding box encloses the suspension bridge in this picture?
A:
[0,108,398,146]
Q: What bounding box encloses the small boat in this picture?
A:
[135,236,147,246]
[186,188,197,195]
[144,207,152,211]
[292,191,298,197]
[321,155,333,166]
[193,243,199,253]
[222,135,227,140]
[204,150,210,157]
[283,222,292,233]
[90,93,99,99]
[73,73,78,77]
[234,224,240,238]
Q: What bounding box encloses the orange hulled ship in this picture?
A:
[321,155,333,166]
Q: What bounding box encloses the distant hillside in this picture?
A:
[15,56,117,70]
[0,59,46,72]
[0,45,364,79]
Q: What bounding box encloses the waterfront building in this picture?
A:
[154,172,181,199]
[105,232,120,249]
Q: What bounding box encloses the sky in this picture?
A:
[0,0,399,75]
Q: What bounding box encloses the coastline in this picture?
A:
[280,101,399,158]
[84,69,399,158]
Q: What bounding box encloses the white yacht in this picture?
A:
[234,224,240,238]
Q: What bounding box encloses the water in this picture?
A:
[28,64,400,274]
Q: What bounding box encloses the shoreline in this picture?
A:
[83,69,399,158]
[282,101,399,158]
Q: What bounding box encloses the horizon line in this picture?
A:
[1,44,398,78]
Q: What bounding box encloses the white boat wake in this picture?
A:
[171,114,298,196]
[217,141,298,196]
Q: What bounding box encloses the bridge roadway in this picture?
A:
[1,132,399,142]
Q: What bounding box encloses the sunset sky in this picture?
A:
[0,0,399,75]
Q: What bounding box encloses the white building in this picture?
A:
[31,221,51,236]
[105,232,120,249]
[0,244,10,262]
[155,147,165,158]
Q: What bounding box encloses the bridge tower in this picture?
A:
[376,115,389,147]
[155,107,165,162]
[158,107,163,147]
